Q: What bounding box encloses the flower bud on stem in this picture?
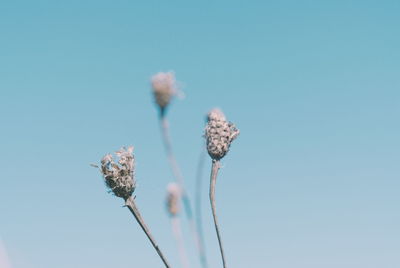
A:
[204,109,239,268]
[98,147,171,268]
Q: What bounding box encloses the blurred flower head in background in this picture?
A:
[151,72,178,111]
[166,182,181,217]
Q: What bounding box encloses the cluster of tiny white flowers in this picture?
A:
[205,109,239,160]
[151,72,177,110]
[166,182,181,217]
[100,146,136,200]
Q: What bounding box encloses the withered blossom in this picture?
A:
[151,72,177,115]
[204,110,239,160]
[100,146,135,200]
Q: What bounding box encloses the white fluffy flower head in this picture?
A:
[100,146,135,200]
[151,72,177,112]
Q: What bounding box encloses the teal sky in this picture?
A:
[1,1,399,267]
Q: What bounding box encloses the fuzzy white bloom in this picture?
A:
[100,146,135,200]
[166,182,181,217]
[204,109,239,160]
[151,72,177,111]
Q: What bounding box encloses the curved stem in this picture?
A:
[159,116,184,186]
[209,160,227,268]
[159,116,193,220]
[171,217,190,268]
[125,197,171,268]
[159,115,207,267]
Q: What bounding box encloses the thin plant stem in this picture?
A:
[159,116,192,219]
[159,115,184,186]
[209,160,227,268]
[159,115,207,267]
[125,197,171,268]
[194,148,208,268]
[171,217,190,268]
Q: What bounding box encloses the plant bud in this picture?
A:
[151,72,177,113]
[204,109,239,160]
[166,182,181,217]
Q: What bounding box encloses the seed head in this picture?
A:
[151,72,177,113]
[166,182,181,217]
[204,109,239,160]
[100,146,135,200]
[207,108,226,122]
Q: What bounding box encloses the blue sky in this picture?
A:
[0,0,399,267]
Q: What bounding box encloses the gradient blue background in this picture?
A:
[1,0,399,267]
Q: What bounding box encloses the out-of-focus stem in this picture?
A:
[125,197,171,268]
[159,115,207,267]
[159,116,193,218]
[195,148,208,268]
[159,115,184,186]
[209,160,227,268]
[171,217,190,268]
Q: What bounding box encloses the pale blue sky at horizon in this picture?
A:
[1,1,399,267]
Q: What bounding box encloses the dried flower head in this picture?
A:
[100,146,135,200]
[151,72,177,112]
[207,108,226,122]
[166,182,181,217]
[204,109,240,160]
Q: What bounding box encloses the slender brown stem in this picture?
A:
[125,197,171,268]
[159,115,207,267]
[209,160,227,268]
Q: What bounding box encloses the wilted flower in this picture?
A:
[151,72,177,112]
[100,146,135,200]
[166,182,181,217]
[204,109,239,160]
